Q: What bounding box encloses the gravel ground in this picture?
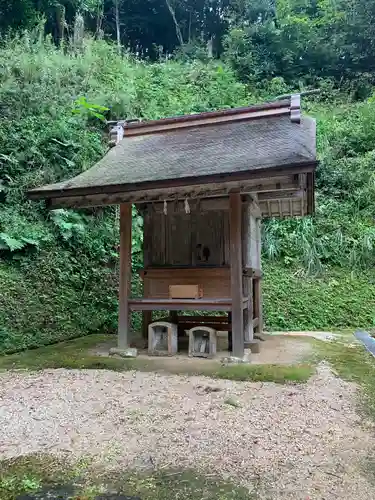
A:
[0,364,374,500]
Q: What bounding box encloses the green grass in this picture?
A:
[314,339,375,421]
[210,362,314,383]
[0,454,255,500]
[0,334,314,383]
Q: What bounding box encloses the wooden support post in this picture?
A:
[169,310,178,323]
[253,278,263,334]
[142,311,152,344]
[242,200,253,342]
[229,192,244,358]
[118,203,132,349]
[142,207,151,346]
[254,217,263,334]
[243,276,254,341]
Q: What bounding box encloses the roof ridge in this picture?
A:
[108,97,298,140]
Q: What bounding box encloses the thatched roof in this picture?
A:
[29,96,316,208]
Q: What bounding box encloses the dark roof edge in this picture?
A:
[109,98,294,138]
[29,160,318,202]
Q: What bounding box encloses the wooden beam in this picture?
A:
[128,297,249,312]
[118,203,132,349]
[229,192,244,358]
[38,163,317,206]
[48,179,300,210]
[257,189,304,202]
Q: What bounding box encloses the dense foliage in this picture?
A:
[2,0,375,92]
[0,18,374,352]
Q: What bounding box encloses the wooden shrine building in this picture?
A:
[29,96,316,359]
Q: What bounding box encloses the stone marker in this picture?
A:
[109,347,138,358]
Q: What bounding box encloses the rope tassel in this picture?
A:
[184,198,190,214]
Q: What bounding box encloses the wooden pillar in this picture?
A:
[229,192,244,358]
[243,276,253,341]
[118,203,132,349]
[142,207,152,345]
[169,310,178,323]
[254,218,263,334]
[242,201,253,342]
[253,279,263,334]
[142,311,152,344]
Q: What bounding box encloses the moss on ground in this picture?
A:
[0,334,314,384]
[0,454,255,500]
[314,339,375,421]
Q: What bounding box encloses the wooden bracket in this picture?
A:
[243,268,263,279]
[109,121,125,147]
[290,94,301,123]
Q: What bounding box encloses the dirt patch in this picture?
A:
[92,334,312,371]
[0,364,374,499]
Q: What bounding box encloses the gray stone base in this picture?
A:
[245,339,261,353]
[221,350,251,365]
[109,347,138,358]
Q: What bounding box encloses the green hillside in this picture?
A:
[0,32,374,353]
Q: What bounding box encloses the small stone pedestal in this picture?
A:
[245,339,261,353]
[188,326,217,358]
[148,321,178,356]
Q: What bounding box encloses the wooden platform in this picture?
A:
[129,297,249,311]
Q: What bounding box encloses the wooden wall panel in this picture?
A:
[147,208,231,268]
[140,268,231,299]
[149,212,166,266]
[166,214,192,266]
[195,211,225,266]
[223,211,230,266]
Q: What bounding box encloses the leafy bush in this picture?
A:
[263,264,375,331]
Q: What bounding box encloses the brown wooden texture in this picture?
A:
[169,284,203,299]
[243,275,254,342]
[306,171,315,215]
[195,211,226,266]
[146,209,229,268]
[253,278,263,334]
[129,297,248,312]
[118,203,132,349]
[229,192,244,358]
[142,206,152,268]
[140,267,231,299]
[142,311,152,341]
[148,211,166,265]
[166,213,192,265]
[46,167,315,214]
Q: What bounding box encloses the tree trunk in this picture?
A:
[165,0,184,46]
[55,4,65,46]
[207,36,213,58]
[114,0,121,54]
[96,0,104,38]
